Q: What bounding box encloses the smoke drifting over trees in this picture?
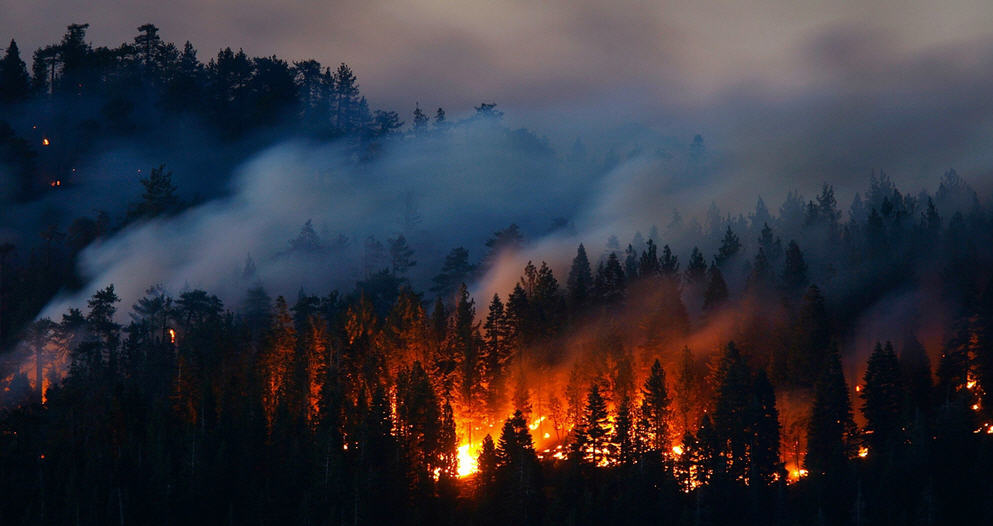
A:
[1,20,993,526]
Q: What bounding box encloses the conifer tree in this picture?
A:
[0,40,31,104]
[567,243,593,309]
[805,343,856,477]
[712,342,752,481]
[640,359,672,453]
[781,240,808,291]
[861,341,904,455]
[702,263,728,312]
[387,234,415,276]
[593,252,625,305]
[748,370,784,485]
[411,103,429,132]
[128,164,180,220]
[477,433,498,489]
[716,226,741,267]
[575,384,610,466]
[613,395,637,465]
[685,247,707,286]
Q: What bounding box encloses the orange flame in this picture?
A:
[457,444,478,477]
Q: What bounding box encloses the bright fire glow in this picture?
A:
[42,138,50,146]
[528,416,546,430]
[168,329,176,344]
[672,445,684,456]
[858,446,869,458]
[457,443,478,477]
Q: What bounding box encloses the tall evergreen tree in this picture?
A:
[749,370,784,485]
[0,40,31,103]
[715,226,741,267]
[805,343,856,477]
[712,342,752,481]
[566,243,593,309]
[574,384,610,466]
[640,359,672,454]
[702,263,728,312]
[861,341,904,455]
[685,247,707,286]
[613,395,638,465]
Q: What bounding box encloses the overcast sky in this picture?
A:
[3,0,993,198]
[1,1,990,111]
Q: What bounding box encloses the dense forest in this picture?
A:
[2,24,993,526]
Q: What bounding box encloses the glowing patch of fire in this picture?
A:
[457,443,477,477]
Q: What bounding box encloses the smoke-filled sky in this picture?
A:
[6,0,993,323]
[4,0,993,197]
[1,0,991,110]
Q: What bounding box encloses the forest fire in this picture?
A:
[457,443,477,477]
[0,6,991,524]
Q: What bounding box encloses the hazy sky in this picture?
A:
[3,0,993,201]
[2,0,992,112]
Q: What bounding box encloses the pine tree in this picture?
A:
[624,244,639,278]
[0,40,31,104]
[702,263,728,312]
[495,410,540,524]
[567,243,593,309]
[748,370,784,485]
[901,333,932,418]
[613,395,637,465]
[660,244,679,278]
[716,226,741,267]
[757,223,783,264]
[452,283,485,440]
[129,164,180,220]
[685,247,707,286]
[134,23,162,68]
[477,433,499,489]
[593,252,625,305]
[482,295,509,419]
[411,103,429,132]
[747,248,773,291]
[805,343,856,477]
[576,384,610,465]
[387,234,415,276]
[781,240,808,291]
[638,239,660,278]
[260,296,297,428]
[640,359,672,453]
[712,342,752,481]
[332,63,361,132]
[792,284,831,384]
[861,341,904,455]
[431,246,473,299]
